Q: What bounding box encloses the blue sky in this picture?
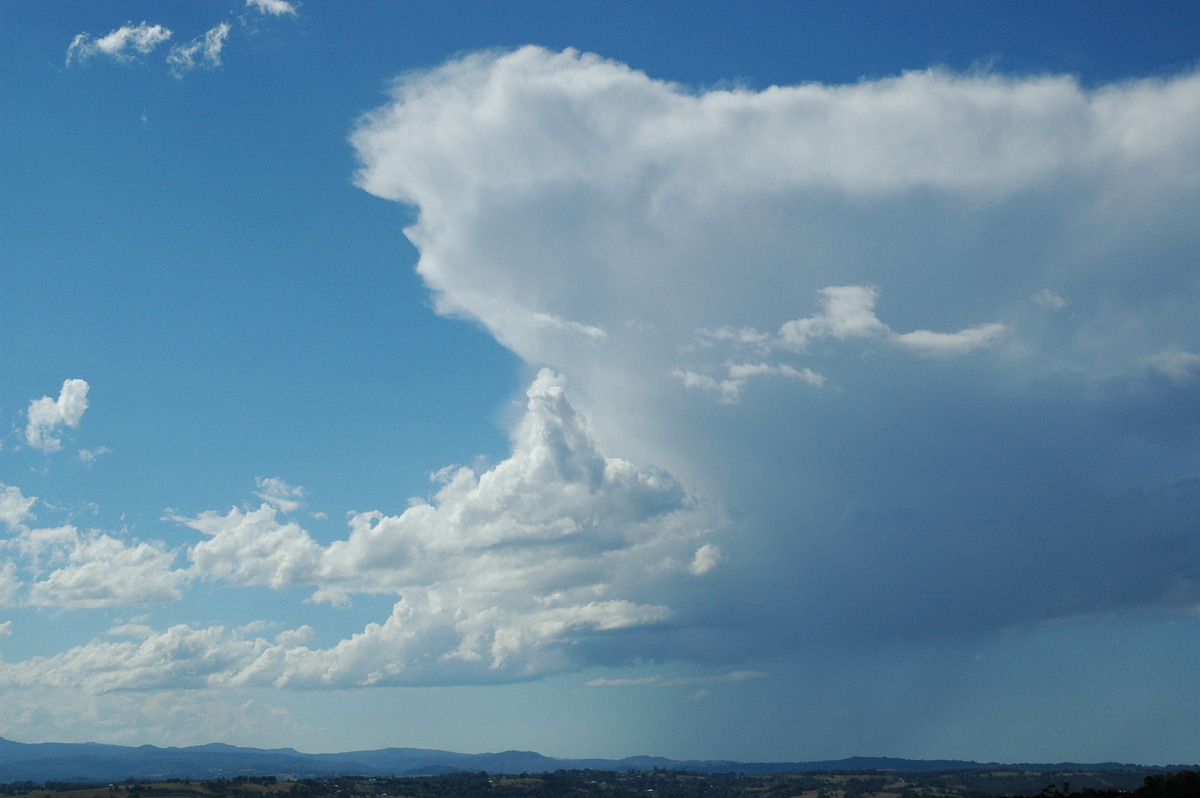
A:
[3,0,1200,765]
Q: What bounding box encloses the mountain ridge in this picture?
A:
[0,737,1180,783]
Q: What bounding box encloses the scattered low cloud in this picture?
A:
[0,478,186,611]
[22,529,186,610]
[776,284,1007,358]
[892,322,1009,356]
[79,446,112,464]
[674,284,1003,401]
[66,23,172,66]
[1033,288,1068,310]
[0,369,716,692]
[167,22,231,78]
[246,0,299,16]
[66,3,297,79]
[25,379,89,453]
[688,543,722,575]
[1150,350,1200,383]
[0,564,19,609]
[0,485,36,530]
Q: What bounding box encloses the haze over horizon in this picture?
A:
[3,0,1200,767]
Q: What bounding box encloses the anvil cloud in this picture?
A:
[352,46,1200,652]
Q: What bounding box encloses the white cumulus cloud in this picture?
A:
[25,379,89,453]
[0,370,712,691]
[105,369,718,690]
[0,485,36,530]
[0,485,186,611]
[24,533,186,610]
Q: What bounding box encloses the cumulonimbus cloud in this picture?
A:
[350,47,1200,653]
[9,46,1200,699]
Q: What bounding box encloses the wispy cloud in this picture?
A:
[78,446,111,465]
[167,22,231,78]
[67,3,297,78]
[674,283,1004,401]
[66,22,172,65]
[253,477,305,513]
[585,670,768,688]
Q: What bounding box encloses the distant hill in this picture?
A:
[0,737,1181,783]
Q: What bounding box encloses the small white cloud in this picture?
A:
[78,446,111,465]
[584,675,664,687]
[778,285,890,351]
[671,368,744,403]
[66,23,172,66]
[673,362,826,403]
[246,0,299,16]
[1150,350,1200,383]
[0,485,36,530]
[25,379,89,453]
[680,284,1000,401]
[1033,288,1068,310]
[698,326,774,348]
[8,521,184,611]
[107,624,157,640]
[689,543,722,575]
[0,564,19,609]
[893,322,1009,356]
[725,669,769,682]
[253,477,305,513]
[183,503,322,589]
[530,311,607,341]
[728,362,825,387]
[0,621,11,639]
[167,22,230,78]
[777,285,1008,358]
[275,625,315,648]
[24,530,187,610]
